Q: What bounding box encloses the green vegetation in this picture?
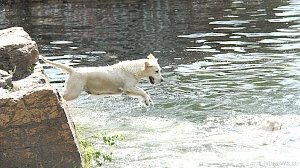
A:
[6,66,15,92]
[6,83,14,92]
[8,65,16,76]
[75,126,124,168]
[26,65,34,73]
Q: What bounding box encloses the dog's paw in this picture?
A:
[144,98,150,106]
[144,94,153,106]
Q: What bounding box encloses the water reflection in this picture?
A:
[2,0,300,167]
[1,0,286,63]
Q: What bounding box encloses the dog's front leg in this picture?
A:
[125,87,152,105]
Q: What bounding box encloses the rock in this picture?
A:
[0,27,39,80]
[0,65,82,168]
[0,27,82,168]
[260,116,282,131]
[0,69,12,89]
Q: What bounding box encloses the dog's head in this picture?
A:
[144,54,164,85]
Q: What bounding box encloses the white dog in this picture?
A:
[40,54,164,105]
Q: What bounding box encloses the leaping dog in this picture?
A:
[40,54,164,105]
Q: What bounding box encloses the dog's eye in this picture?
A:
[155,70,159,73]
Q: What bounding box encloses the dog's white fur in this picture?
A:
[41,54,164,105]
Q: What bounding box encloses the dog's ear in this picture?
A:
[147,53,156,60]
[144,61,152,68]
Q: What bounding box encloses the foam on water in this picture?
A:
[69,95,300,168]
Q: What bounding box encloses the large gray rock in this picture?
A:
[0,27,39,79]
[0,27,82,168]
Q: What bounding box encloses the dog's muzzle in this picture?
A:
[149,76,164,84]
[149,76,155,84]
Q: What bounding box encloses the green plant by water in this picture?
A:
[76,126,124,168]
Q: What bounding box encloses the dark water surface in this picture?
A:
[2,0,300,167]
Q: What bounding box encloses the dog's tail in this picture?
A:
[40,55,73,74]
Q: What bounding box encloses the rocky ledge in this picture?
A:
[0,27,82,167]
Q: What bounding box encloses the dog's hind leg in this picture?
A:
[125,87,152,105]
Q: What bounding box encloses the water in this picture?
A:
[2,0,300,167]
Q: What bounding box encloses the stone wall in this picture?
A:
[0,27,82,167]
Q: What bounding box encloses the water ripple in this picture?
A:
[209,20,251,25]
[178,32,228,38]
